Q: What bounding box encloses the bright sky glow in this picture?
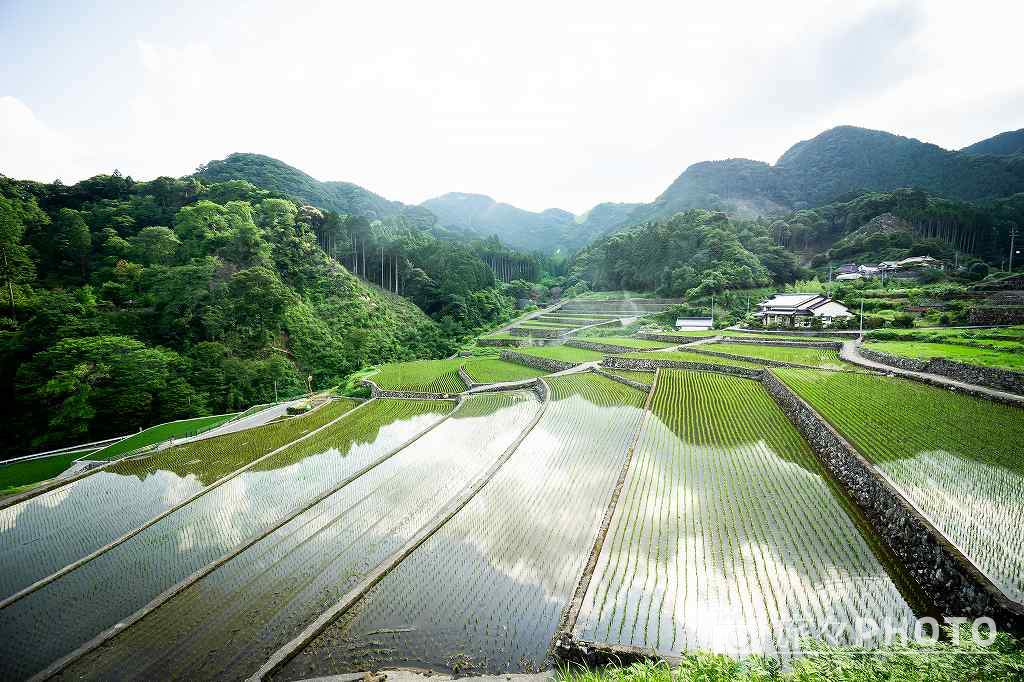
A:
[1,0,1021,213]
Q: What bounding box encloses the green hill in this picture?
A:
[961,129,1024,156]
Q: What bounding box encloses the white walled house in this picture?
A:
[675,317,714,331]
[756,293,853,327]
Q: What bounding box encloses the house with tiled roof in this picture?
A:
[756,293,853,327]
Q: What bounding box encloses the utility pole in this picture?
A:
[859,298,864,336]
[711,294,715,328]
[274,379,279,403]
[1010,225,1019,273]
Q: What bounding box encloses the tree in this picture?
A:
[0,197,36,318]
[129,226,180,265]
[54,208,92,280]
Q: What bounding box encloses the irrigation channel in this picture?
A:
[4,361,1014,679]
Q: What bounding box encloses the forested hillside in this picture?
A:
[594,126,1024,232]
[0,172,518,457]
[196,153,438,229]
[961,129,1024,156]
[421,192,630,253]
[570,185,1023,300]
[570,209,806,296]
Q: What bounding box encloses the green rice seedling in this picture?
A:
[775,368,1024,602]
[370,359,467,393]
[576,370,918,660]
[702,342,848,369]
[55,393,541,681]
[0,398,358,600]
[272,374,648,678]
[463,358,548,383]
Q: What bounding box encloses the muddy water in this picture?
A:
[0,399,451,680]
[274,374,648,679]
[57,392,541,681]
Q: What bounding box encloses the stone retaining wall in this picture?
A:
[689,347,818,370]
[593,368,652,392]
[565,339,650,354]
[601,355,762,380]
[635,333,713,345]
[477,337,524,347]
[861,345,1024,396]
[719,338,842,350]
[457,365,478,390]
[761,371,1024,632]
[500,350,577,373]
[509,327,566,339]
[360,379,460,400]
[732,327,859,339]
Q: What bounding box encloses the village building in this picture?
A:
[675,316,714,331]
[756,293,853,327]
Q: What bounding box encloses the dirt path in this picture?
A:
[840,341,1024,406]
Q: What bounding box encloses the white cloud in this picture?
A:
[1,1,1022,211]
[0,96,88,182]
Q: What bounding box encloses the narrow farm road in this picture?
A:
[840,341,1024,406]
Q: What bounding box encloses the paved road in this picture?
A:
[195,399,308,440]
[841,341,1024,406]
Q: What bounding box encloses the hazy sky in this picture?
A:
[1,1,1021,213]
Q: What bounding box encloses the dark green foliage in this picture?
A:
[0,169,518,457]
[571,209,805,296]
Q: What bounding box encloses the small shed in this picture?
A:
[675,317,714,331]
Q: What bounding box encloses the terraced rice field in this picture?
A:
[519,320,575,328]
[370,359,467,393]
[863,340,1024,371]
[636,330,717,341]
[775,368,1024,603]
[701,342,848,369]
[0,398,358,600]
[513,346,606,364]
[603,369,655,386]
[57,392,542,682]
[88,412,241,460]
[275,373,648,677]
[721,331,851,342]
[575,370,919,658]
[463,358,548,384]
[0,398,455,680]
[574,336,673,350]
[613,350,762,370]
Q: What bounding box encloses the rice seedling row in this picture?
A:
[863,340,1024,370]
[0,398,358,601]
[701,342,849,369]
[57,392,542,682]
[88,412,241,461]
[575,370,918,660]
[463,358,548,384]
[613,351,762,369]
[369,359,467,394]
[604,369,655,386]
[0,398,455,680]
[721,331,851,342]
[575,336,673,350]
[513,346,607,363]
[774,368,1024,603]
[273,373,648,678]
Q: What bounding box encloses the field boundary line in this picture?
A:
[29,397,463,682]
[553,367,660,657]
[762,370,1024,631]
[248,384,551,681]
[0,455,132,512]
[0,398,366,612]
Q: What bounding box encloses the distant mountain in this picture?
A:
[195,153,436,229]
[598,126,1024,234]
[961,128,1024,157]
[420,192,618,253]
